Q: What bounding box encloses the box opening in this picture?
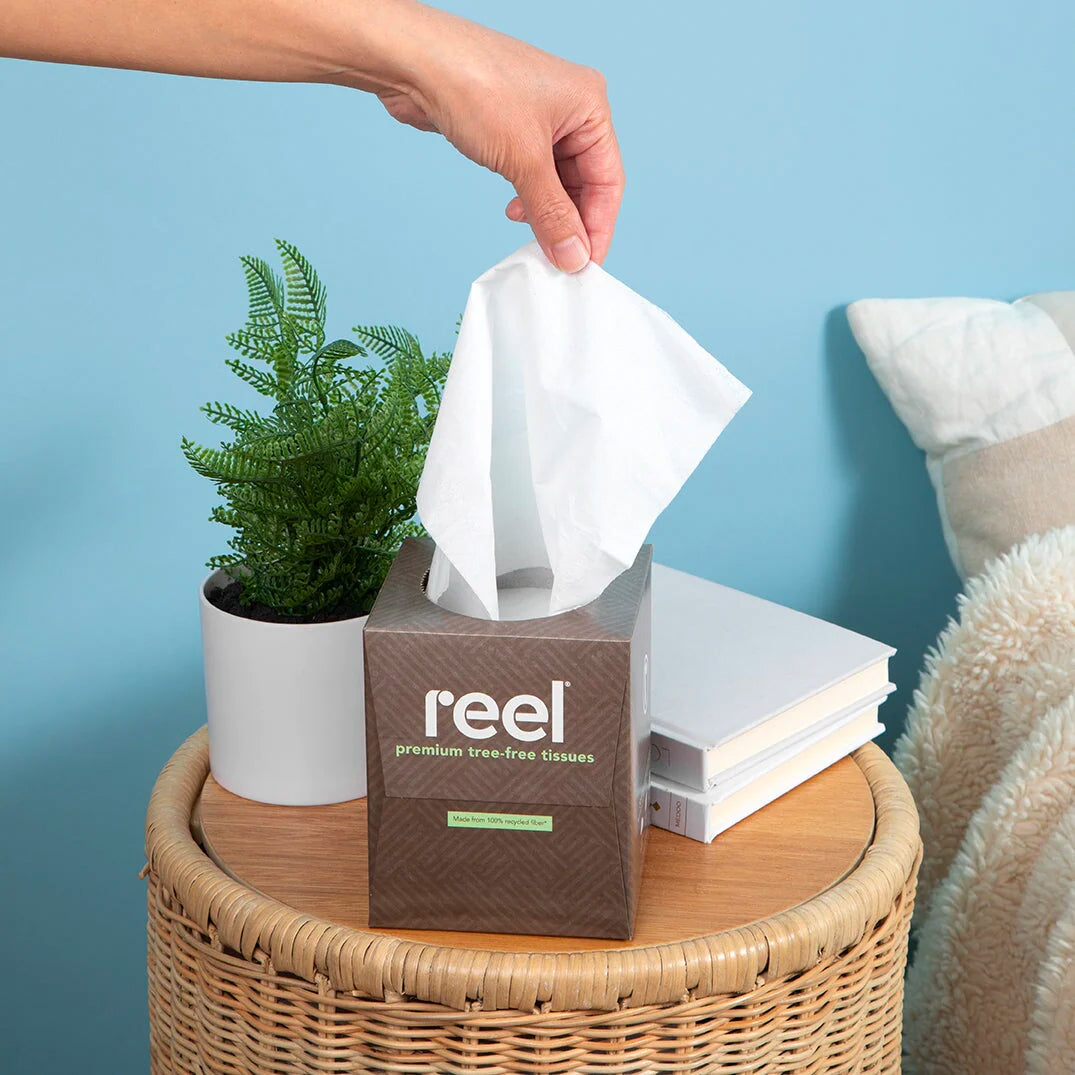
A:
[422,562,560,621]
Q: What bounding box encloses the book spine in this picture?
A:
[649,784,689,835]
[650,729,708,791]
[649,783,712,843]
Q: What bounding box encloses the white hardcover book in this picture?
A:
[650,563,895,790]
[696,691,890,802]
[650,708,884,843]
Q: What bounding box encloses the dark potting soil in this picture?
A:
[207,580,368,624]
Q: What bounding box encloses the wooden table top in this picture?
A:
[195,754,876,954]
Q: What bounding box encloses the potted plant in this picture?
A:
[183,240,450,804]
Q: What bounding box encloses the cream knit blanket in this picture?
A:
[896,525,1075,1075]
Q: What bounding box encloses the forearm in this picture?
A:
[0,0,439,96]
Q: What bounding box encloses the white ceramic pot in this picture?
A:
[199,569,367,805]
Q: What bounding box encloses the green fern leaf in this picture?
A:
[269,324,299,399]
[276,239,327,351]
[353,323,422,362]
[224,358,279,397]
[226,324,280,360]
[315,338,364,363]
[240,256,285,327]
[200,402,272,433]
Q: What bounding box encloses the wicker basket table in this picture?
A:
[145,728,920,1074]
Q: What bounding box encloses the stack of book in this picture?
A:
[648,564,894,843]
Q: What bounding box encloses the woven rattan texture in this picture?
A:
[145,729,921,1073]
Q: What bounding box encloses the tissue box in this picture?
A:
[364,538,652,939]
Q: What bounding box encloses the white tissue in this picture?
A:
[416,243,750,620]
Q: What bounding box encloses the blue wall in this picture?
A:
[3,1,1074,1069]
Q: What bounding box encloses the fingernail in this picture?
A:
[552,236,590,273]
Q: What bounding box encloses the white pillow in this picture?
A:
[848,292,1075,579]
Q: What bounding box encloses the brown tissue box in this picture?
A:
[364,538,652,939]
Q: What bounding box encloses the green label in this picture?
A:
[446,810,553,832]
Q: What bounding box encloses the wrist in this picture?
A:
[315,0,447,101]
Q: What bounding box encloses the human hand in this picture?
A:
[373,6,624,272]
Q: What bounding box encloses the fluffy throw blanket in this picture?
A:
[896,525,1075,1075]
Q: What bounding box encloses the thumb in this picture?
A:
[514,160,591,273]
